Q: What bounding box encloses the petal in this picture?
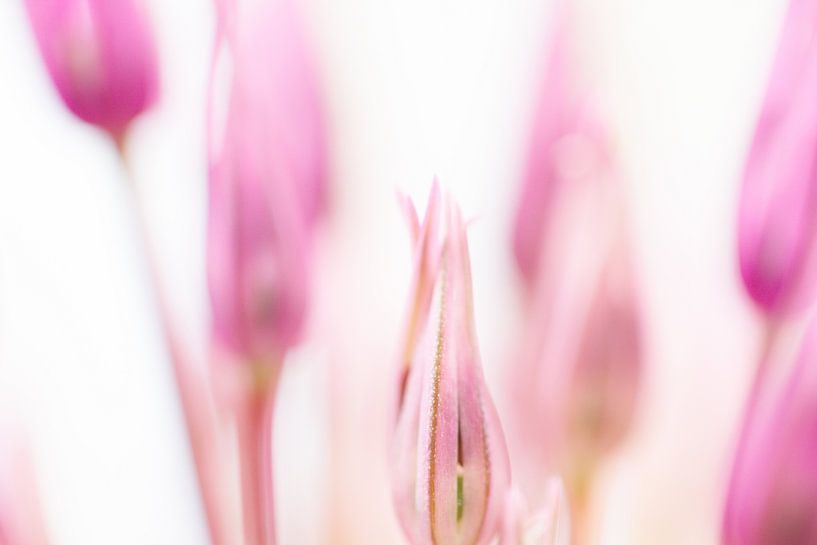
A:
[448,203,510,545]
[24,0,158,135]
[737,0,817,315]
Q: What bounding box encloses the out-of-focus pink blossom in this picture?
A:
[560,246,641,478]
[23,0,158,139]
[737,0,817,316]
[498,481,570,545]
[206,4,326,543]
[508,64,641,506]
[511,8,608,289]
[723,320,817,545]
[392,194,510,545]
[209,0,328,229]
[207,0,326,369]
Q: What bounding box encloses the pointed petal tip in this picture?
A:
[396,190,420,245]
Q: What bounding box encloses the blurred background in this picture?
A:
[0,0,789,544]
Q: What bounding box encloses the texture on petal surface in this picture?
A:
[392,191,510,545]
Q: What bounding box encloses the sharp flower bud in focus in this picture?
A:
[23,0,159,141]
[737,0,817,316]
[392,191,511,545]
[393,183,443,418]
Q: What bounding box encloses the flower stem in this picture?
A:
[236,369,279,545]
[567,456,595,545]
[115,138,228,545]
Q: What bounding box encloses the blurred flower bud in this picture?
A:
[209,0,328,229]
[508,54,640,504]
[723,319,817,545]
[392,197,511,545]
[512,8,607,290]
[23,0,158,140]
[498,480,570,545]
[560,246,641,496]
[737,0,817,316]
[207,0,326,372]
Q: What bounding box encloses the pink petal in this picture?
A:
[207,0,326,364]
[24,0,158,137]
[723,319,817,544]
[737,0,817,315]
[392,190,510,545]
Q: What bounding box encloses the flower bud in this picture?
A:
[24,0,158,139]
[209,0,328,228]
[392,196,510,545]
[207,0,323,368]
[561,246,641,476]
[512,9,607,289]
[723,319,817,545]
[510,82,640,503]
[737,0,817,315]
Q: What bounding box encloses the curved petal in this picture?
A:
[24,0,158,136]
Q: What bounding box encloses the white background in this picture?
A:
[0,0,790,544]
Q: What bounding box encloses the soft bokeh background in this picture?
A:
[0,0,788,544]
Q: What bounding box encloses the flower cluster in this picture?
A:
[10,0,817,544]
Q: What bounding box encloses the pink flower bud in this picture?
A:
[23,0,158,139]
[207,0,324,367]
[209,0,328,228]
[512,9,607,289]
[509,68,639,499]
[723,320,817,545]
[392,195,511,545]
[737,0,817,316]
[562,247,641,466]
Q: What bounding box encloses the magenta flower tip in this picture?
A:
[736,0,817,316]
[24,0,159,138]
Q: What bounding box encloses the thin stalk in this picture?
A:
[566,455,595,545]
[115,138,228,545]
[236,368,279,545]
